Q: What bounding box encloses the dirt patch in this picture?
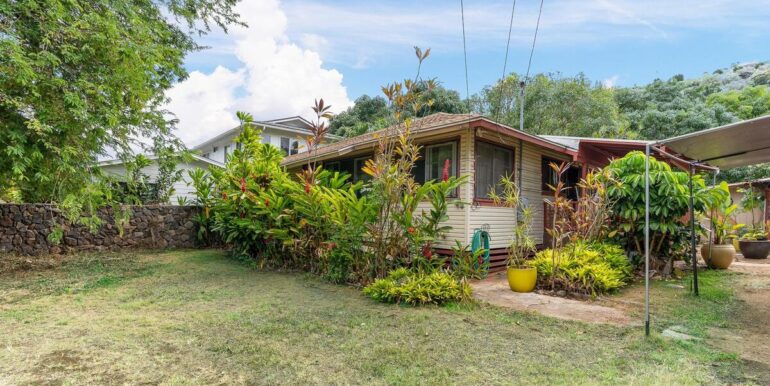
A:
[706,257,770,383]
[0,254,64,274]
[471,272,634,326]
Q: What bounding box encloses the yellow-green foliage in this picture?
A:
[363,268,472,305]
[528,242,632,294]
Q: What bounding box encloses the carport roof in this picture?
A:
[659,114,770,170]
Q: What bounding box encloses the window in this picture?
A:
[236,142,242,150]
[541,156,581,200]
[290,140,299,155]
[475,142,514,199]
[280,137,290,155]
[213,146,218,153]
[223,145,230,160]
[261,134,271,145]
[425,142,457,182]
[353,157,371,182]
[202,153,210,159]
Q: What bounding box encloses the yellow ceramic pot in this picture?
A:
[507,267,537,293]
[700,243,735,269]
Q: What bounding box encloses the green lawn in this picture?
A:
[0,250,761,385]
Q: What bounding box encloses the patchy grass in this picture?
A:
[0,250,761,385]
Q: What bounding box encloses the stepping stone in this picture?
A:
[662,326,700,341]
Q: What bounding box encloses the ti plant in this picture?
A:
[544,162,574,290]
[488,175,535,268]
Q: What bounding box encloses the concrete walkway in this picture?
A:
[471,272,634,326]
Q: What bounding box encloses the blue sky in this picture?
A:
[171,0,770,144]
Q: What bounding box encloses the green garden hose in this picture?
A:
[471,228,491,272]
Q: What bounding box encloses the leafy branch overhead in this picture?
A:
[0,0,242,203]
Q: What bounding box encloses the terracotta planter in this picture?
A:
[738,240,770,259]
[507,267,537,293]
[700,243,735,269]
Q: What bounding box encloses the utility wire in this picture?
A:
[525,0,545,80]
[459,0,471,120]
[493,0,518,133]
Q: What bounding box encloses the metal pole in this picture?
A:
[709,170,718,267]
[644,144,651,337]
[689,164,699,296]
[519,81,525,132]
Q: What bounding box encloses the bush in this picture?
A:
[449,241,488,280]
[527,242,632,295]
[363,268,472,305]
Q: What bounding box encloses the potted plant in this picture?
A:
[490,176,537,292]
[737,185,770,259]
[701,199,743,269]
[739,223,770,259]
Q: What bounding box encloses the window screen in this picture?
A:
[475,142,513,198]
[425,142,457,181]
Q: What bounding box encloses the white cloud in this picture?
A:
[167,0,353,146]
[280,0,770,67]
[602,75,620,89]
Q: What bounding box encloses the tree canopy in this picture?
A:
[329,81,468,138]
[471,72,630,138]
[0,0,242,202]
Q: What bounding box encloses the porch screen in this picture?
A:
[475,142,513,198]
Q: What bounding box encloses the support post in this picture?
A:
[519,81,525,133]
[689,164,699,296]
[644,144,651,337]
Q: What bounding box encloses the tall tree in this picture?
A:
[0,0,242,202]
[329,95,390,138]
[330,81,469,138]
[473,72,630,138]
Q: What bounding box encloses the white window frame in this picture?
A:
[280,137,290,155]
[424,142,457,182]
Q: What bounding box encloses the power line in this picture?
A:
[525,0,545,80]
[493,0,518,126]
[459,0,470,116]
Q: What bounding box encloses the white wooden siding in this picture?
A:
[465,129,573,248]
[100,159,210,204]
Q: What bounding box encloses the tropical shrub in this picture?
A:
[193,48,470,294]
[700,185,744,245]
[528,241,632,295]
[450,241,488,280]
[363,268,472,305]
[601,151,727,269]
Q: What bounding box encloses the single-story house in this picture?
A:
[99,116,339,203]
[282,112,650,269]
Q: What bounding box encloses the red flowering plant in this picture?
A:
[203,111,295,262]
[361,47,468,276]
